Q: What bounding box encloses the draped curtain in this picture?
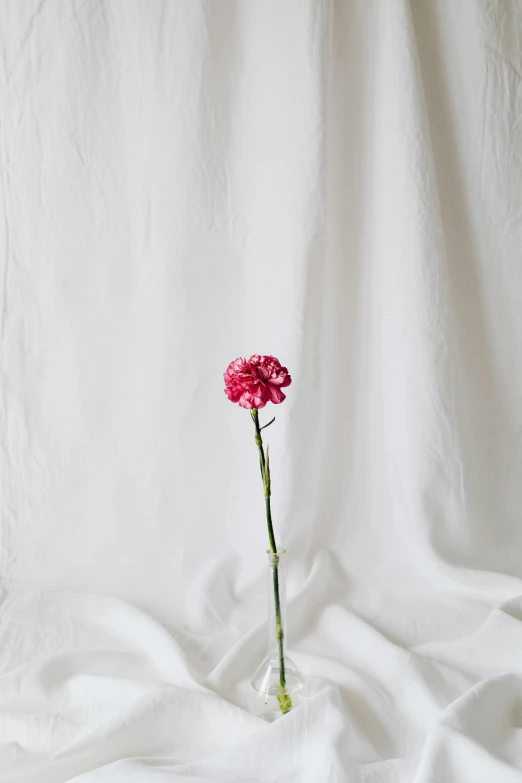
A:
[1,1,522,780]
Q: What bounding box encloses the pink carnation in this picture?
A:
[224,355,292,409]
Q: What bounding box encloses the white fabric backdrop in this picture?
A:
[1,0,522,780]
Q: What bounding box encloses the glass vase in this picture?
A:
[249,549,306,721]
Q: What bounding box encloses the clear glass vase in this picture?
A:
[249,549,307,721]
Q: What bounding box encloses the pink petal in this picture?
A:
[267,385,286,404]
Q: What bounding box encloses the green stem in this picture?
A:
[271,553,286,685]
[264,497,277,554]
[251,409,290,711]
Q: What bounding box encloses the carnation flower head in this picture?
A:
[224,354,292,409]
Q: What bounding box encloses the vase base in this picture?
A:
[249,659,307,720]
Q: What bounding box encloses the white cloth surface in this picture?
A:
[1,0,522,780]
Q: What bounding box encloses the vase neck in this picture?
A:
[266,548,286,565]
[266,549,287,661]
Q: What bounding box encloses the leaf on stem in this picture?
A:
[264,445,271,495]
[260,417,276,431]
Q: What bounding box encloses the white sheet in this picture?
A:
[1,0,522,780]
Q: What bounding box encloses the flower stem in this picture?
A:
[251,409,291,713]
